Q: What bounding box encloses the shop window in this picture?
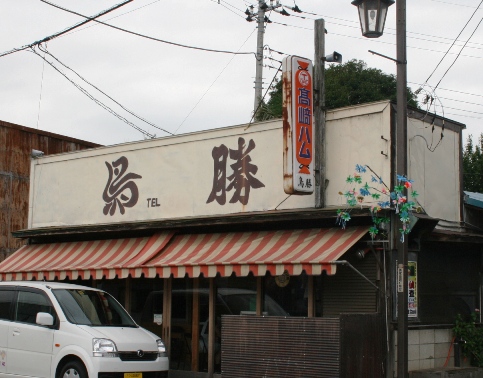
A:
[265,271,308,316]
[129,277,163,324]
[418,245,480,324]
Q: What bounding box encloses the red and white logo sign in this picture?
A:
[282,56,314,194]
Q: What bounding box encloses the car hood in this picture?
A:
[77,325,158,351]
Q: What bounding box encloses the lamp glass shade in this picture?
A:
[352,0,394,38]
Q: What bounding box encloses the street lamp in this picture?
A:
[352,0,408,377]
[351,0,394,38]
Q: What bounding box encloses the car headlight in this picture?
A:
[156,339,167,357]
[92,338,118,357]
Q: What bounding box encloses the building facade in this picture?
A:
[1,102,481,377]
[0,120,99,261]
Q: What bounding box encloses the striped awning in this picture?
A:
[0,227,368,281]
[139,226,369,278]
[0,231,174,281]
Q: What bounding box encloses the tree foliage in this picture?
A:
[463,133,483,193]
[255,59,418,121]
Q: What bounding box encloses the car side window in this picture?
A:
[15,290,56,325]
[0,288,15,321]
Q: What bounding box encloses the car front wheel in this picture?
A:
[59,360,88,378]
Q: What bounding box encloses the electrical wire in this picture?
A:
[292,6,483,49]
[246,61,283,128]
[438,97,483,107]
[215,0,246,14]
[174,27,257,134]
[59,0,162,38]
[0,0,133,59]
[41,0,255,56]
[419,0,483,88]
[426,0,480,8]
[445,113,483,119]
[37,44,173,136]
[213,0,248,19]
[30,46,155,139]
[271,20,312,30]
[409,82,483,98]
[433,16,483,90]
[36,42,48,130]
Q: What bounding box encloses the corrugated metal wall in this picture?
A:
[322,251,379,315]
[222,314,385,378]
[222,316,340,378]
[0,120,99,261]
[340,313,385,378]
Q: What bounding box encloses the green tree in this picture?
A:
[463,133,483,193]
[255,59,418,121]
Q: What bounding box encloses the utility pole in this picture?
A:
[396,0,408,376]
[245,0,286,115]
[313,19,325,208]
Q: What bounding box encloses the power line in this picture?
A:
[433,16,483,90]
[327,31,483,59]
[439,106,483,116]
[37,44,173,136]
[0,0,133,59]
[41,0,255,56]
[426,0,481,8]
[211,0,247,19]
[221,2,483,56]
[60,0,162,38]
[445,112,483,120]
[30,46,155,139]
[438,97,483,107]
[174,27,257,134]
[295,7,483,49]
[419,0,483,88]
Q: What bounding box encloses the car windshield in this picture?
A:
[53,289,137,327]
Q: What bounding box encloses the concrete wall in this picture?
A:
[394,328,472,375]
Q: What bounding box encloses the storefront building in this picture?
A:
[1,101,480,377]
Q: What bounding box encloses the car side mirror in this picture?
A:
[36,312,54,326]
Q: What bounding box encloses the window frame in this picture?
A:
[13,287,59,329]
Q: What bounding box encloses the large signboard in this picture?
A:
[28,122,315,229]
[282,55,314,195]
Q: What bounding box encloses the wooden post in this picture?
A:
[307,275,315,317]
[256,276,265,316]
[162,277,172,358]
[191,278,200,371]
[124,276,132,313]
[208,278,216,376]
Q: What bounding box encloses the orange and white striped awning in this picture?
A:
[0,227,368,281]
[139,226,368,278]
[0,231,174,281]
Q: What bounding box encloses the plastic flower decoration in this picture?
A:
[337,164,419,242]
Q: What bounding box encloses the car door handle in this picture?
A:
[12,329,20,336]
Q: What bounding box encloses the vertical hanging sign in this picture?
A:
[282,55,314,194]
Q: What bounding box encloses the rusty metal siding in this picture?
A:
[0,120,100,261]
[221,314,385,378]
[340,313,386,378]
[221,316,340,378]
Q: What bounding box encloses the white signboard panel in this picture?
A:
[28,121,315,229]
[282,55,314,195]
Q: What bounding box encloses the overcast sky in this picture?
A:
[0,0,481,146]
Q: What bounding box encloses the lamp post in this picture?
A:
[352,0,408,377]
